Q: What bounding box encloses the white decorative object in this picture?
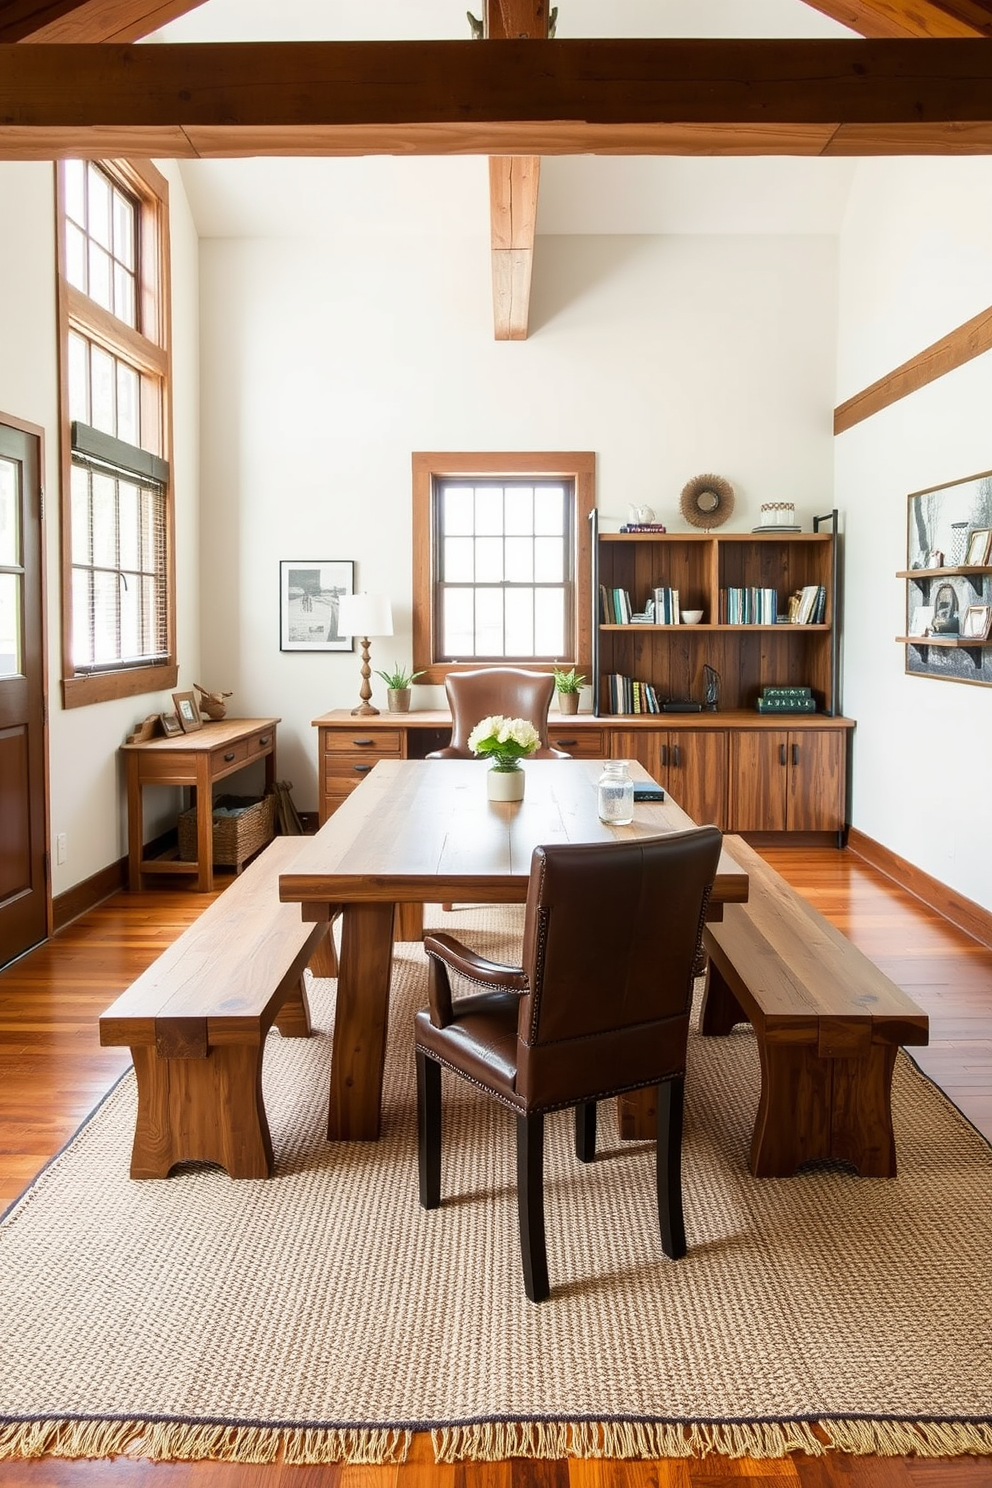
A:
[681,609,704,625]
[760,502,797,528]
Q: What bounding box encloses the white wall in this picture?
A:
[0,160,200,895]
[197,231,838,808]
[836,158,992,913]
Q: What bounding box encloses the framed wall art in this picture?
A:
[280,560,355,652]
[902,471,992,687]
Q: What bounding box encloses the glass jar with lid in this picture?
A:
[597,760,634,825]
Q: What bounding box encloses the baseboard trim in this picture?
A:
[52,828,177,932]
[847,827,992,951]
[53,858,127,932]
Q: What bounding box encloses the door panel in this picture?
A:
[788,729,845,833]
[0,420,46,967]
[669,729,728,829]
[729,731,788,833]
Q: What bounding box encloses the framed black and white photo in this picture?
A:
[280,560,355,652]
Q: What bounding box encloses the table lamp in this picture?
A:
[337,593,394,716]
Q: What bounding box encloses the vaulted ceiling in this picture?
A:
[2,0,990,336]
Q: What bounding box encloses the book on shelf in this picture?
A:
[606,674,661,714]
[757,684,816,713]
[651,586,681,625]
[599,584,634,624]
[619,522,668,533]
[719,586,778,625]
[789,585,826,624]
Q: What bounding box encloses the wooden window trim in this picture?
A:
[412,451,594,686]
[57,158,177,708]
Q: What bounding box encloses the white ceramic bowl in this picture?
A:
[681,609,704,625]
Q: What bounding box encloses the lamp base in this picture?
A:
[350,702,380,716]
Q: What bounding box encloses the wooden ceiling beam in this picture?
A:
[0,0,207,43]
[5,40,992,159]
[800,0,992,39]
[483,1,548,341]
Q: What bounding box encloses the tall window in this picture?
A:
[413,453,594,684]
[57,160,176,707]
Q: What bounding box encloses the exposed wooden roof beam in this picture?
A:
[4,40,992,160]
[0,0,207,43]
[800,0,992,38]
[483,0,548,341]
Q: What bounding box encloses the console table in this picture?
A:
[122,718,279,892]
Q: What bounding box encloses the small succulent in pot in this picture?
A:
[552,665,586,713]
[374,663,425,713]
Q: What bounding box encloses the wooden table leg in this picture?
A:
[327,901,396,1141]
[195,753,214,892]
[126,756,145,892]
[395,903,423,941]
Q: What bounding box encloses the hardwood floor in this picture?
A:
[1,847,990,1488]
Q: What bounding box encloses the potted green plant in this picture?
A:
[553,665,586,715]
[374,663,425,713]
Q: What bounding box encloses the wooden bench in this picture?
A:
[700,836,929,1178]
[100,836,339,1180]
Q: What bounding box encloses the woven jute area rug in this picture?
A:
[2,904,992,1467]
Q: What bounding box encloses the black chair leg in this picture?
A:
[516,1111,549,1302]
[574,1100,597,1162]
[416,1047,442,1209]
[655,1076,686,1260]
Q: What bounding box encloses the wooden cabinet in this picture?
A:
[612,727,728,828]
[729,728,847,834]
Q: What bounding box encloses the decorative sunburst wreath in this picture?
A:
[679,473,735,530]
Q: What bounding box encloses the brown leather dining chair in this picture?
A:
[414,826,723,1302]
[425,667,569,759]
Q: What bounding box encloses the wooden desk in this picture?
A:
[122,717,279,893]
[279,757,748,1141]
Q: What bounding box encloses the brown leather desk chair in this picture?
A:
[426,667,568,759]
[414,826,723,1303]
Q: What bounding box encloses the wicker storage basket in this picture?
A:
[177,792,277,870]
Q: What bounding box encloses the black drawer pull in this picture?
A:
[554,738,577,747]
[353,763,372,773]
[224,751,236,762]
[258,734,271,746]
[673,745,682,768]
[779,744,787,767]
[352,738,375,747]
[792,743,800,767]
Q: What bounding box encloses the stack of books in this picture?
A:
[719,586,779,624]
[606,674,663,713]
[619,521,668,533]
[788,585,827,624]
[599,585,633,623]
[652,586,681,625]
[756,686,817,714]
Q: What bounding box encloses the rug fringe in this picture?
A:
[4,1417,992,1464]
[0,1420,411,1465]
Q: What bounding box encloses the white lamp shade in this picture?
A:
[337,592,393,639]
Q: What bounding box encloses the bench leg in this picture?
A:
[751,1040,898,1178]
[273,974,313,1038]
[129,1041,273,1180]
[699,959,747,1037]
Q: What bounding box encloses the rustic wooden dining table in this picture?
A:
[278,757,749,1141]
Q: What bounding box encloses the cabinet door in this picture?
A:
[610,729,665,783]
[728,732,789,832]
[787,729,846,833]
[667,730,728,829]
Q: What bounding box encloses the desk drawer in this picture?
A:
[210,739,249,775]
[323,728,403,758]
[547,727,608,758]
[246,725,276,758]
[324,758,380,794]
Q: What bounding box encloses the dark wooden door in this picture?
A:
[0,417,47,967]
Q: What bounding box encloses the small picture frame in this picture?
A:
[925,550,944,571]
[280,560,355,651]
[160,711,183,737]
[172,691,203,732]
[961,604,992,641]
[964,528,992,567]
